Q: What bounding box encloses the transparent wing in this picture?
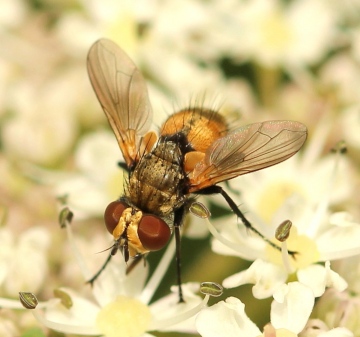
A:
[189,120,307,191]
[87,38,153,167]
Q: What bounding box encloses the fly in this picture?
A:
[86,39,308,302]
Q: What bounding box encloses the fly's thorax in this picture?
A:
[126,140,188,215]
[160,108,228,153]
[152,140,183,165]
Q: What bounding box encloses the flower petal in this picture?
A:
[150,283,202,333]
[316,213,360,260]
[44,288,100,325]
[223,259,287,299]
[196,297,261,337]
[297,262,347,297]
[271,282,314,333]
[211,217,267,261]
[92,257,148,308]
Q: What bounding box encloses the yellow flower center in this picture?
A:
[266,226,320,270]
[96,296,151,337]
[260,13,292,51]
[256,180,305,224]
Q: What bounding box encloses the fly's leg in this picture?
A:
[174,206,186,303]
[87,251,114,286]
[87,242,144,285]
[87,241,119,286]
[117,161,129,171]
[197,185,296,257]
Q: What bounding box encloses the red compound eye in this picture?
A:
[104,201,128,234]
[138,215,171,251]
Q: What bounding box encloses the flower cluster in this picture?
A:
[1,0,360,336]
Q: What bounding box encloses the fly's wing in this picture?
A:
[87,39,153,168]
[189,120,307,192]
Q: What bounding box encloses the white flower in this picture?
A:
[34,275,204,337]
[196,283,353,337]
[300,319,353,337]
[26,130,124,219]
[2,78,78,167]
[196,282,314,337]
[297,261,347,298]
[311,288,359,337]
[271,282,314,333]
[209,125,355,299]
[1,219,211,337]
[143,0,226,64]
[339,105,360,149]
[0,226,50,297]
[0,0,26,29]
[55,130,124,219]
[56,0,141,53]
[196,296,262,337]
[320,54,360,106]
[222,259,288,299]
[332,253,360,296]
[232,0,338,68]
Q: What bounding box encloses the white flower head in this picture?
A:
[196,296,262,337]
[2,218,211,337]
[311,288,359,337]
[196,282,313,337]
[2,76,78,166]
[209,124,355,299]
[0,226,50,297]
[234,0,338,68]
[271,282,314,333]
[33,130,125,220]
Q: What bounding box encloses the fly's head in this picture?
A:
[104,200,172,261]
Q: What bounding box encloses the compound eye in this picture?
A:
[104,201,128,234]
[138,215,171,251]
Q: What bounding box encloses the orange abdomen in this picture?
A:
[160,108,228,153]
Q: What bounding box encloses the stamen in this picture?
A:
[140,236,176,304]
[150,294,210,331]
[15,292,47,310]
[0,297,35,310]
[58,207,74,228]
[275,220,294,274]
[204,215,254,257]
[53,288,73,309]
[280,241,294,274]
[275,220,292,242]
[64,217,92,280]
[190,201,256,256]
[19,292,38,309]
[200,282,223,297]
[17,291,64,333]
[189,202,211,218]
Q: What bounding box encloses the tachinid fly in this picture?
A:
[86,38,308,302]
